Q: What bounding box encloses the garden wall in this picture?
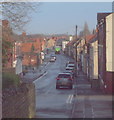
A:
[2,83,35,118]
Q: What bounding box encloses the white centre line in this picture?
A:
[69,95,73,104]
[66,95,71,103]
[66,94,73,104]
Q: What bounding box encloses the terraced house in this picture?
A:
[97,12,114,94]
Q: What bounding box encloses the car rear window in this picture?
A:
[66,68,73,70]
[68,65,74,67]
[68,61,74,63]
[69,62,74,64]
[58,74,71,78]
[64,72,72,74]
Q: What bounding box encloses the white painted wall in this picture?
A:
[69,36,73,41]
[92,40,98,79]
[62,41,69,51]
[106,13,114,72]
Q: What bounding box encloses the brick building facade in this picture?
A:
[97,13,113,94]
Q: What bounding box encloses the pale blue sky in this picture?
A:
[25,2,112,35]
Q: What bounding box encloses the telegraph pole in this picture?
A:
[75,25,78,76]
[73,25,78,99]
[76,25,78,40]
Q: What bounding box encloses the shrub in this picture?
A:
[2,72,21,89]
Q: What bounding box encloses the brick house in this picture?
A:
[20,34,46,68]
[97,13,113,94]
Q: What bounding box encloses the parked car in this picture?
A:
[63,71,75,79]
[66,65,74,71]
[56,73,73,89]
[66,64,75,68]
[66,61,75,67]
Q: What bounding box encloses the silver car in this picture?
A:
[56,73,73,89]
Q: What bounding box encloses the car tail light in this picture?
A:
[56,77,60,80]
[68,78,72,81]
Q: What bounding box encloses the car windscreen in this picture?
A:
[58,74,71,78]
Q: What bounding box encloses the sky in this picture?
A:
[25,2,112,35]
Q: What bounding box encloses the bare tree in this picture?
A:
[1,2,40,31]
[1,2,40,67]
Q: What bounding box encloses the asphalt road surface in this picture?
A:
[33,53,112,118]
[34,53,75,118]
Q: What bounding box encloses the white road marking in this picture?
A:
[69,95,73,104]
[92,106,94,118]
[41,72,48,78]
[66,94,73,104]
[33,72,48,83]
[66,95,71,103]
[46,62,50,66]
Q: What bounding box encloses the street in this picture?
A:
[2,3,113,119]
[34,53,74,118]
[33,53,112,118]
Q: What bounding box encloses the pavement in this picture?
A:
[71,71,112,118]
[22,53,51,83]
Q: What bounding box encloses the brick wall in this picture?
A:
[2,83,35,118]
[105,72,113,94]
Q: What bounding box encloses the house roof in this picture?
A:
[85,34,96,43]
[66,37,80,46]
[66,34,98,47]
[97,13,111,23]
[89,34,98,43]
[21,41,41,53]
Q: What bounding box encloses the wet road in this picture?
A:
[34,53,75,118]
